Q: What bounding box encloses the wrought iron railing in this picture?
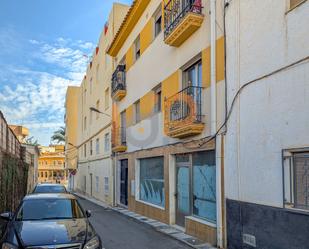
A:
[111,64,126,97]
[164,0,203,39]
[165,86,203,131]
[112,127,127,148]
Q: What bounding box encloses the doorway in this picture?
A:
[120,159,128,206]
[175,154,191,227]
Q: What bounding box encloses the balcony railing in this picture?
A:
[164,0,204,47]
[112,127,127,152]
[111,64,126,101]
[164,86,204,138]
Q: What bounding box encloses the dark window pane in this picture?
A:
[140,157,165,207]
[294,153,309,210]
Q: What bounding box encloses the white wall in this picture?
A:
[225,0,309,207]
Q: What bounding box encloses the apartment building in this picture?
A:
[107,0,226,246]
[74,3,129,205]
[65,86,80,190]
[38,145,67,185]
[224,0,309,248]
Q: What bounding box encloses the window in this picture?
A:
[192,151,216,221]
[105,54,110,69]
[183,60,202,88]
[134,100,141,123]
[90,140,93,156]
[90,78,93,94]
[95,176,99,193]
[283,149,309,211]
[84,144,87,158]
[96,64,100,84]
[175,151,216,223]
[96,100,100,119]
[104,133,110,152]
[84,89,87,104]
[154,5,162,38]
[96,138,100,155]
[153,84,162,113]
[139,157,165,207]
[134,36,141,61]
[105,88,109,110]
[16,199,84,221]
[90,109,93,125]
[84,116,87,130]
[104,177,109,194]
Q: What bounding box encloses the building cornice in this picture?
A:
[107,0,150,57]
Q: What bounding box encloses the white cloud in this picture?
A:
[29,39,39,45]
[0,36,94,145]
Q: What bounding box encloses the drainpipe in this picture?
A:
[210,0,223,248]
[210,0,217,136]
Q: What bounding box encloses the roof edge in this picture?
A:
[107,0,151,57]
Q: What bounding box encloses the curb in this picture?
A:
[74,192,216,249]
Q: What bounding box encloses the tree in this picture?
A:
[51,126,65,144]
[25,136,39,146]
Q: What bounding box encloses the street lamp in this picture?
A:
[89,107,111,117]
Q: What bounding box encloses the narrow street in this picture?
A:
[77,197,192,249]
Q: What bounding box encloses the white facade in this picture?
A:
[75,3,129,205]
[225,0,309,207]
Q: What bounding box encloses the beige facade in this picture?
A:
[65,86,80,190]
[107,0,226,246]
[72,3,130,205]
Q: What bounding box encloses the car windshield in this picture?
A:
[16,199,85,221]
[34,185,66,193]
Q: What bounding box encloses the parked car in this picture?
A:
[33,183,67,193]
[0,193,102,249]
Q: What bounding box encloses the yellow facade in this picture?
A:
[65,86,80,171]
[38,145,67,185]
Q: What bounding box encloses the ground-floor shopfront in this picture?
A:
[76,157,114,205]
[38,169,68,185]
[114,138,224,247]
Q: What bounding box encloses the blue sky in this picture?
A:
[0,0,132,145]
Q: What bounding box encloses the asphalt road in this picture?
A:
[78,197,192,249]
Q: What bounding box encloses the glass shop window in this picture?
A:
[139,156,165,207]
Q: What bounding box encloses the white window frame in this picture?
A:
[104,133,110,152]
[283,147,309,213]
[96,138,100,155]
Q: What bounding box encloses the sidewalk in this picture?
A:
[74,192,217,249]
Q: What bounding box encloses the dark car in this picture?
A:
[33,183,67,193]
[0,193,102,249]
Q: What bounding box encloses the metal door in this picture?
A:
[175,154,191,227]
[120,159,128,206]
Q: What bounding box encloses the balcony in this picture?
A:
[164,0,204,47]
[164,86,204,138]
[111,64,126,101]
[112,127,127,153]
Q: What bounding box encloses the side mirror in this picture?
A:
[85,210,91,218]
[0,212,13,221]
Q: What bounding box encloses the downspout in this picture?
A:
[210,0,223,248]
[210,0,217,136]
